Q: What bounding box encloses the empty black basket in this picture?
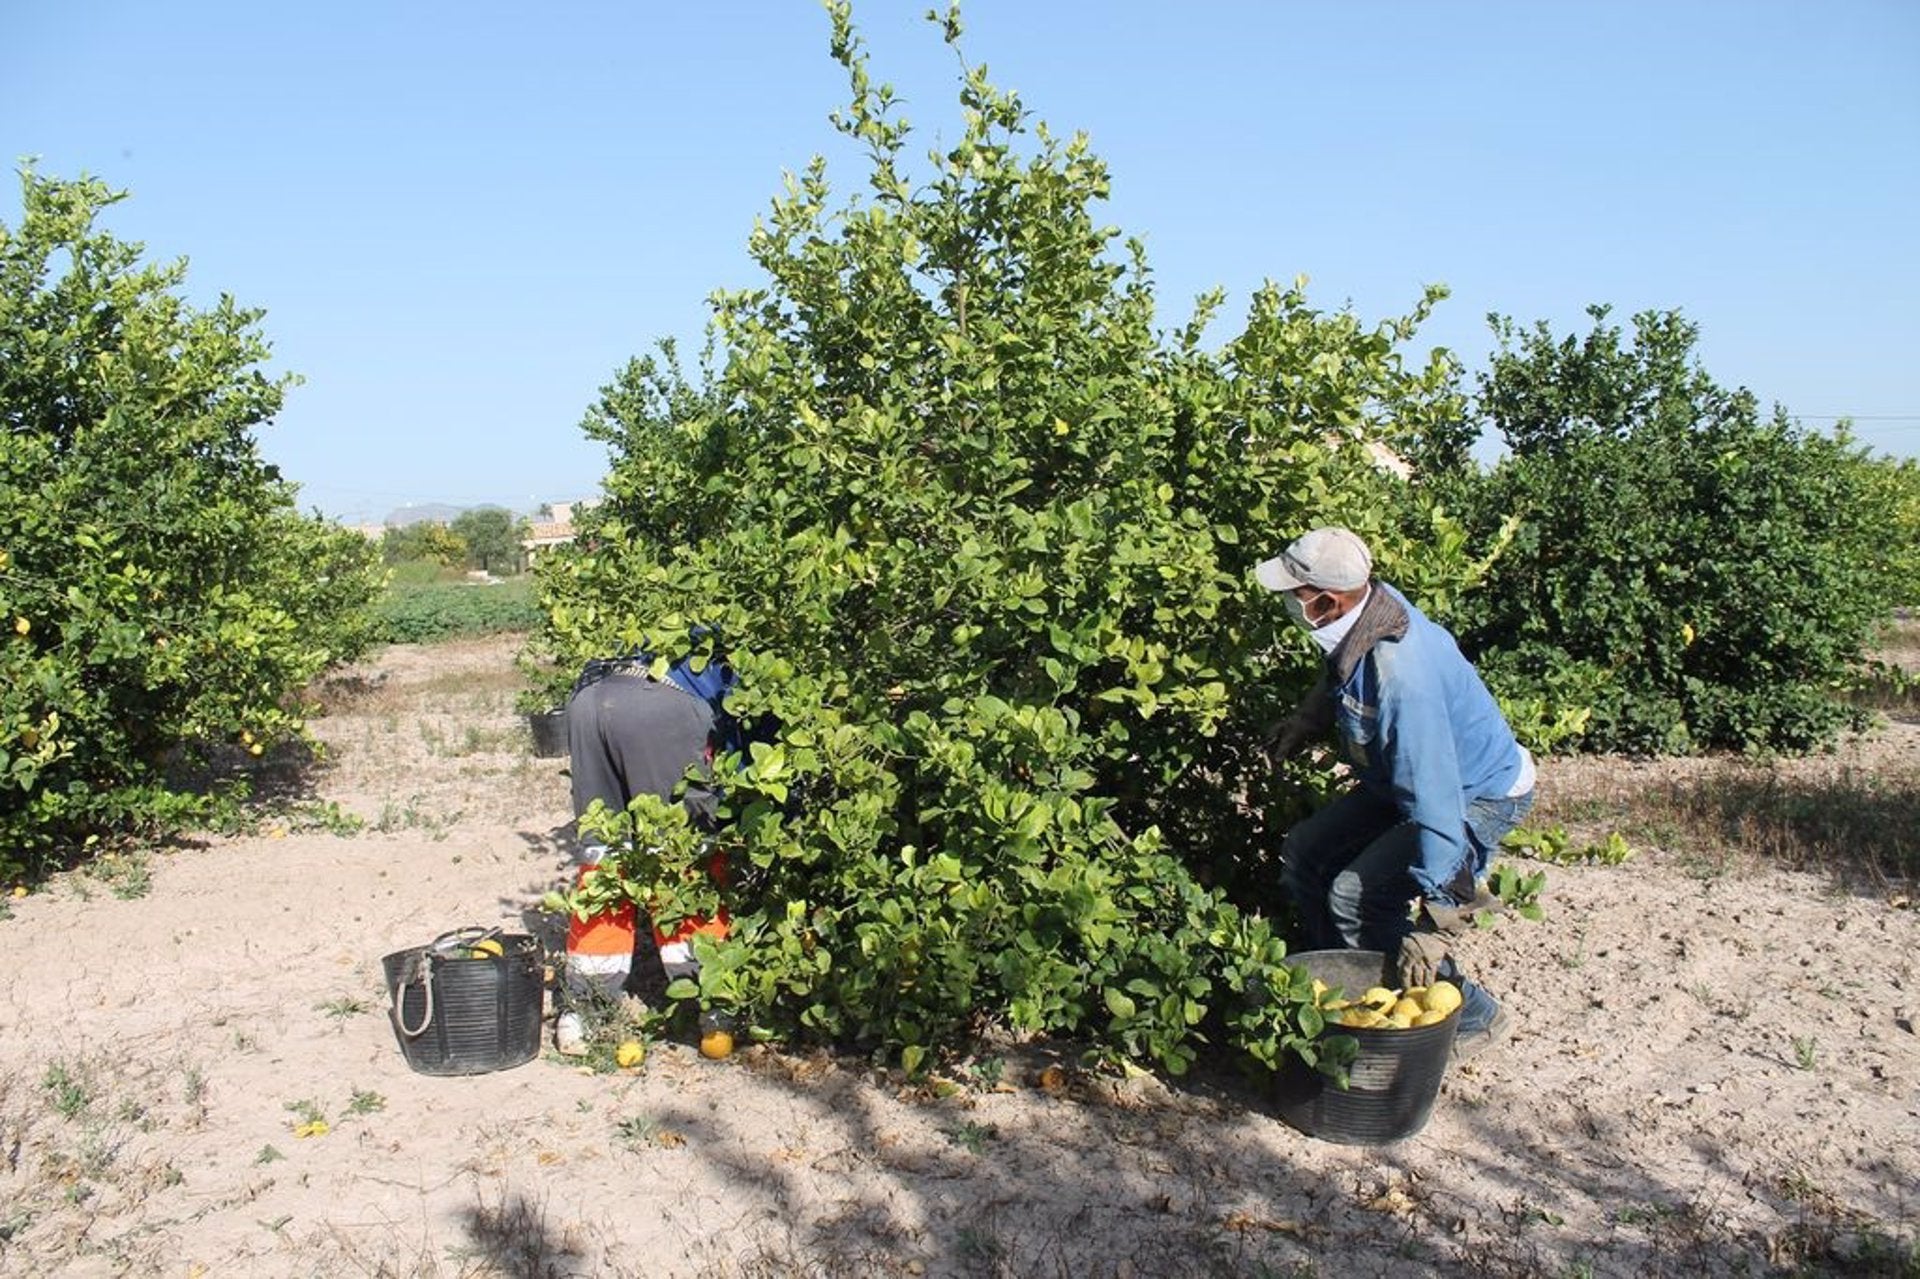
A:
[382,928,545,1076]
[1271,949,1459,1145]
[527,709,569,758]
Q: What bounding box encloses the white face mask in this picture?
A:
[1283,590,1327,630]
[1308,586,1370,653]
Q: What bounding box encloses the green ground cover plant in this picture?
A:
[371,575,541,645]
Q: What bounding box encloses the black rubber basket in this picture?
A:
[382,928,545,1076]
[1271,949,1459,1145]
[527,709,569,759]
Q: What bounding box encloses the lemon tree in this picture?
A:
[0,167,383,878]
[535,4,1483,1078]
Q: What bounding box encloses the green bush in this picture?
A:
[1450,306,1900,754]
[0,168,383,879]
[535,5,1479,1076]
[371,577,540,645]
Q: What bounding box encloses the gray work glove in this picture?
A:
[1397,899,1472,989]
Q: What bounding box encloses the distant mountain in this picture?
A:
[384,503,474,527]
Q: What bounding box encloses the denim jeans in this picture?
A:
[1281,785,1536,1034]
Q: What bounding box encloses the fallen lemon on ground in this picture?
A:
[699,1029,735,1060]
[615,1040,646,1069]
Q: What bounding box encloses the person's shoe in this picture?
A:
[553,1012,589,1057]
[1452,1004,1511,1063]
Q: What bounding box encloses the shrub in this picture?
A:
[1451,306,1900,754]
[535,5,1477,1075]
[0,168,383,878]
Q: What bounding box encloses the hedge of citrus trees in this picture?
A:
[1439,306,1906,753]
[530,4,1501,1075]
[0,168,383,881]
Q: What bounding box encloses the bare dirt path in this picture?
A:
[2,634,1914,1278]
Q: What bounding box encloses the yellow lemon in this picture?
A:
[699,1029,735,1060]
[615,1040,646,1069]
[1421,981,1463,1016]
[1402,985,1427,1003]
[1338,1008,1386,1029]
[10,886,26,899]
[470,938,505,959]
[1361,986,1399,1011]
[12,617,28,636]
[1390,997,1425,1021]
[1413,1009,1450,1027]
[1386,1013,1414,1029]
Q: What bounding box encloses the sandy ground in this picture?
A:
[1,634,1915,1278]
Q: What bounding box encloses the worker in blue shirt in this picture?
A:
[1257,527,1536,1061]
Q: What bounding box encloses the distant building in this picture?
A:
[521,498,600,562]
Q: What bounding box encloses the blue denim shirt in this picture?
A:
[1332,584,1524,902]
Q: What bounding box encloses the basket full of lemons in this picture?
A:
[1272,949,1463,1145]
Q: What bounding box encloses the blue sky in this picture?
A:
[5,1,1917,523]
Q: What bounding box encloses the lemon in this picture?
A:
[1338,1008,1386,1029]
[1402,985,1427,1003]
[1413,1009,1450,1027]
[470,938,505,959]
[1361,986,1399,1011]
[615,1040,646,1069]
[1421,981,1463,1016]
[699,1029,735,1060]
[1386,1013,1414,1029]
[1390,997,1425,1021]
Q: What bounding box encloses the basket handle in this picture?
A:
[393,950,436,1038]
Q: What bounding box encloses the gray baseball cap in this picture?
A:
[1255,527,1374,592]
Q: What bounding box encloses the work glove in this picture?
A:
[1397,899,1473,989]
[1261,713,1317,767]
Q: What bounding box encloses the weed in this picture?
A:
[1487,862,1547,921]
[945,1120,999,1154]
[84,849,152,900]
[613,1114,684,1150]
[256,1144,285,1165]
[283,1097,326,1126]
[42,1061,89,1120]
[1503,824,1634,866]
[1791,1035,1818,1070]
[970,1054,1006,1090]
[345,1088,386,1116]
[956,1226,1004,1263]
[285,799,365,836]
[318,995,369,1021]
[372,795,455,839]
